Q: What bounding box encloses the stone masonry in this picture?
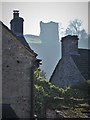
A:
[2,21,38,118]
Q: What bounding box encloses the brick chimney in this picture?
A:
[61,35,79,57]
[10,10,24,36]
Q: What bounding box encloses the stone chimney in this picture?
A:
[10,10,30,48]
[10,10,24,36]
[61,35,79,57]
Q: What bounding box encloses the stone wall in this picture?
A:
[42,96,89,118]
[2,24,36,118]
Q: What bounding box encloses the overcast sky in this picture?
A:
[2,2,88,36]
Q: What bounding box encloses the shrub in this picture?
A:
[34,68,90,117]
[34,68,65,116]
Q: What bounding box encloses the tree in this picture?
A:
[65,19,82,37]
[64,19,88,48]
[78,29,88,48]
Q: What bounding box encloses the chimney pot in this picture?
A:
[13,10,19,18]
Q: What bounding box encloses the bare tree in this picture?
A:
[65,19,82,37]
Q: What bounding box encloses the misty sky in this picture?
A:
[2,2,88,36]
[1,2,89,80]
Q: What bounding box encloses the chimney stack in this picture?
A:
[13,10,19,18]
[61,35,79,57]
[10,10,30,48]
[10,10,24,36]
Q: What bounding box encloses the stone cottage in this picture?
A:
[50,35,90,88]
[1,10,41,118]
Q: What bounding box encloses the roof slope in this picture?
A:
[72,49,90,80]
[0,21,37,57]
[16,35,30,48]
[50,49,90,82]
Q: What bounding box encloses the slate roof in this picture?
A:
[16,35,30,48]
[0,21,38,57]
[50,48,90,82]
[72,49,90,80]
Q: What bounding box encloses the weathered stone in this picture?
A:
[1,21,39,118]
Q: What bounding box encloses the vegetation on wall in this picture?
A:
[34,68,90,117]
[34,68,67,116]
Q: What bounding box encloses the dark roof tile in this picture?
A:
[71,49,90,80]
[0,21,37,57]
